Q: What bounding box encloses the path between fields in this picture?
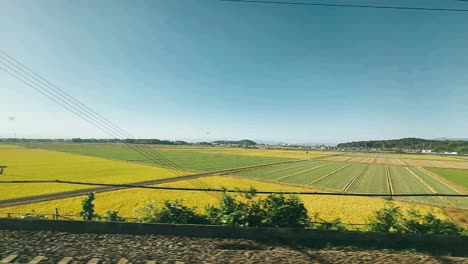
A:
[0,158,312,208]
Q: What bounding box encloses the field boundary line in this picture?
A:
[343,164,369,192]
[405,167,452,206]
[275,162,333,181]
[417,167,466,194]
[386,166,393,197]
[308,164,351,185]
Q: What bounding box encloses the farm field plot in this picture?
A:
[403,159,468,169]
[235,160,468,208]
[190,147,337,159]
[426,168,468,189]
[347,165,389,194]
[341,152,462,161]
[321,153,468,169]
[351,157,376,164]
[236,161,350,186]
[278,162,347,185]
[0,176,448,225]
[409,167,467,209]
[29,144,293,172]
[235,160,326,181]
[320,155,354,162]
[388,166,444,206]
[313,163,367,190]
[0,148,177,200]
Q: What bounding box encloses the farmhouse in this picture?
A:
[421,150,432,154]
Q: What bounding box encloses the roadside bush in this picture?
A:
[368,203,462,235]
[206,188,263,227]
[260,194,309,228]
[134,201,159,223]
[401,210,461,235]
[207,188,310,228]
[368,203,404,233]
[156,200,209,224]
[102,210,126,222]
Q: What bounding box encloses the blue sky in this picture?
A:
[1,0,467,144]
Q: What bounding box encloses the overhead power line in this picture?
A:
[220,0,468,12]
[1,179,467,197]
[0,50,222,199]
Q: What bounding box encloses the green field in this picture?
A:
[388,166,443,205]
[426,168,468,189]
[235,161,468,208]
[347,165,389,194]
[28,143,292,172]
[409,167,466,208]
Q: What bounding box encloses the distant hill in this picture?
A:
[337,138,468,153]
[212,139,257,146]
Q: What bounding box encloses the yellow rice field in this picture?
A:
[0,148,176,200]
[1,176,447,225]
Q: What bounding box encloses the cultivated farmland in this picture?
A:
[426,168,468,189]
[0,176,448,225]
[1,143,467,221]
[26,143,299,172]
[234,161,468,209]
[320,153,468,169]
[0,148,177,200]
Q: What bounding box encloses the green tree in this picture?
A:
[79,192,97,221]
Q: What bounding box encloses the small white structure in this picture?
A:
[421,150,432,154]
[442,151,458,155]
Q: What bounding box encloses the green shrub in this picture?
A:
[134,200,159,223]
[156,200,209,224]
[206,189,263,227]
[402,210,461,235]
[368,203,404,233]
[368,203,462,235]
[207,189,310,228]
[260,194,309,228]
[102,210,126,222]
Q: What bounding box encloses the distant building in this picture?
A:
[441,151,458,155]
[421,150,432,154]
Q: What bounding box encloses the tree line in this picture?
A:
[338,138,468,154]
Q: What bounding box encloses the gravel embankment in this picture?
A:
[0,230,466,263]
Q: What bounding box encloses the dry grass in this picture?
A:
[441,207,468,229]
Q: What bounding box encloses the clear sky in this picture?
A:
[1,0,467,144]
